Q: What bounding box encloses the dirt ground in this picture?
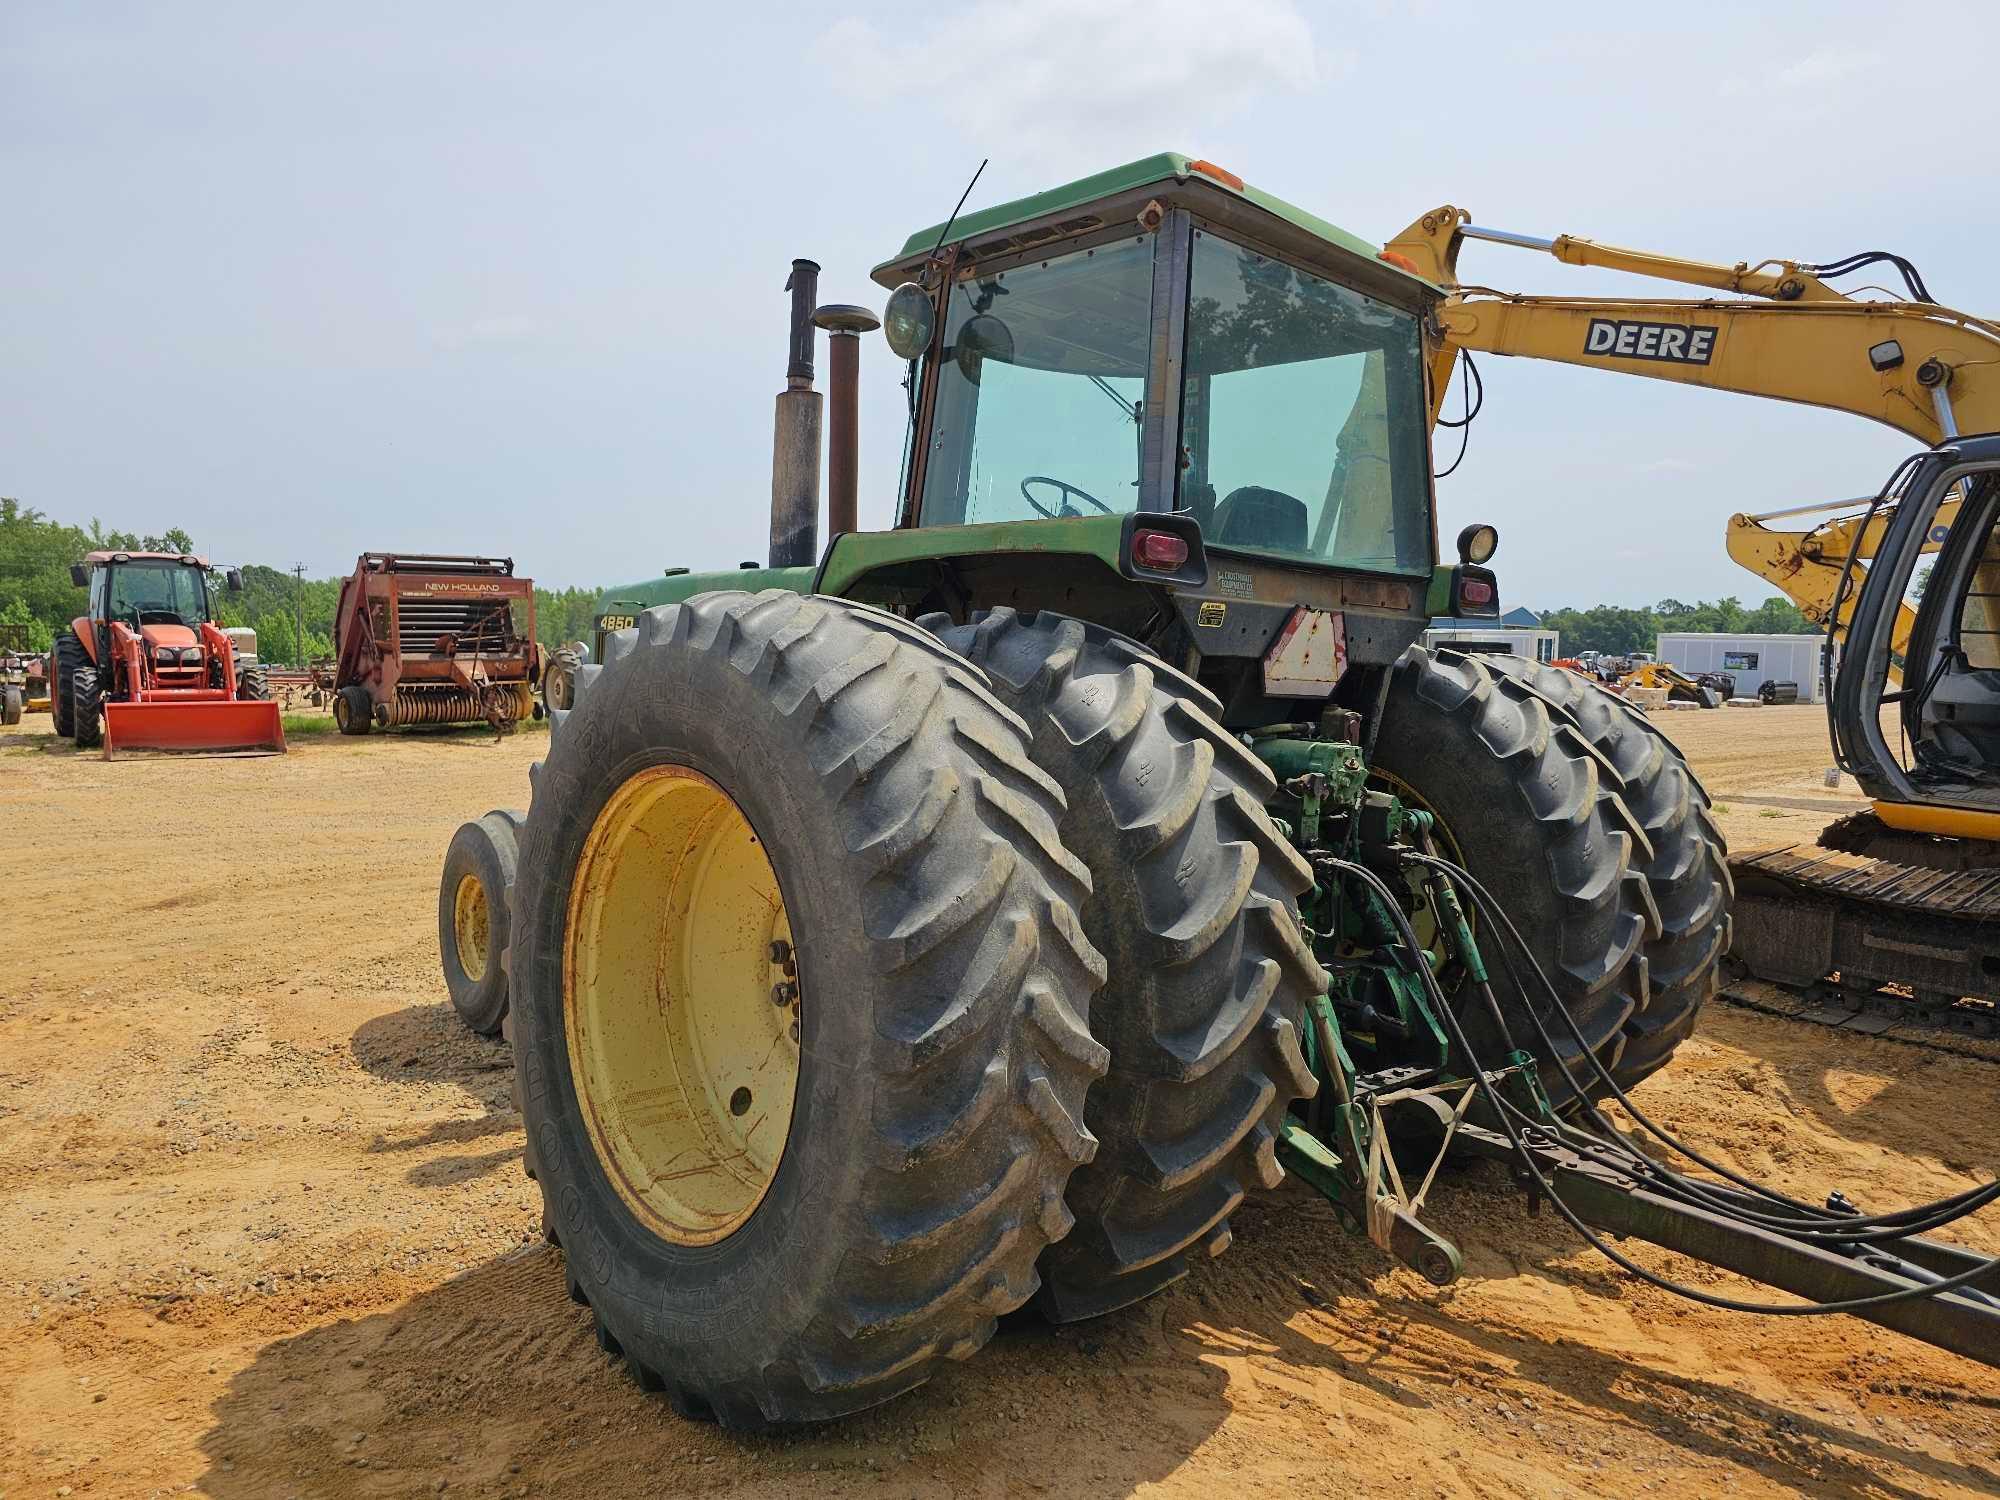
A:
[2,702,1995,1499]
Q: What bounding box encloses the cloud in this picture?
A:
[1720,46,1870,98]
[434,314,541,351]
[823,0,1329,157]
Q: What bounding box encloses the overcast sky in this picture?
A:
[7,1,1997,609]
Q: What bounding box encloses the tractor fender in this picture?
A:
[70,617,99,663]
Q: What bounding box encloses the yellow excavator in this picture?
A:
[1383,209,2000,1033]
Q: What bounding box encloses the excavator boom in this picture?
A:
[1390,205,2000,677]
[1390,204,2000,1034]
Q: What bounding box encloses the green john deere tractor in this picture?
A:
[438,155,1999,1427]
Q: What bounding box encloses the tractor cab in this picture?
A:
[845,154,1495,725]
[73,552,236,686]
[881,158,1434,573]
[596,157,1501,723]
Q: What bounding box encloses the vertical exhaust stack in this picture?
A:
[769,259,823,569]
[813,304,882,540]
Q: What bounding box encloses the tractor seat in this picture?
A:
[1212,486,1309,553]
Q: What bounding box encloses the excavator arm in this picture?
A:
[1386,206,2000,672]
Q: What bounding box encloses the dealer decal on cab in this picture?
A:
[1584,318,1718,365]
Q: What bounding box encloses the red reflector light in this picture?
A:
[1132,529,1190,572]
[1460,578,1495,606]
[1377,249,1420,273]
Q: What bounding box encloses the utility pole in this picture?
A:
[292,564,307,669]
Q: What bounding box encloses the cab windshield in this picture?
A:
[918,237,1153,527]
[106,563,208,626]
[914,226,1432,575]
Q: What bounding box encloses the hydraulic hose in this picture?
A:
[1407,853,2000,1246]
[1320,855,1999,1316]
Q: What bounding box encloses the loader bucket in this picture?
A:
[102,700,287,758]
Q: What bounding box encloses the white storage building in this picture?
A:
[1423,624,1560,663]
[1657,632,1829,701]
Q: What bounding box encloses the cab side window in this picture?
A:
[1959,521,2000,670]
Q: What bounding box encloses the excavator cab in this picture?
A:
[1732,437,2000,1024]
[1833,437,2000,841]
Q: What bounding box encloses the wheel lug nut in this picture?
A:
[771,980,799,1007]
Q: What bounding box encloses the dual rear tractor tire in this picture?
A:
[435,599,1724,1428]
[922,608,1323,1322]
[1372,648,1727,1109]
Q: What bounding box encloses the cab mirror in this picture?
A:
[70,563,88,588]
[953,313,1014,386]
[226,568,245,592]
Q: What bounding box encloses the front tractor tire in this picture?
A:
[511,590,1108,1428]
[72,661,103,750]
[437,810,524,1036]
[927,609,1322,1322]
[52,634,82,738]
[1371,648,1728,1109]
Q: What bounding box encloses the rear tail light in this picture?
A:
[1460,578,1494,607]
[1132,528,1190,572]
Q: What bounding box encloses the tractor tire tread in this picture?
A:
[1475,654,1729,1090]
[929,607,1323,1322]
[1376,647,1654,1107]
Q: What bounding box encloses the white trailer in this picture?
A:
[1657,632,1829,702]
[1423,625,1560,663]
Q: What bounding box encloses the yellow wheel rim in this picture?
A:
[564,764,800,1246]
[453,873,490,983]
[1367,767,1472,954]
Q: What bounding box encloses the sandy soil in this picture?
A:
[2,703,1995,1499]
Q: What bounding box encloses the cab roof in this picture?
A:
[872,152,1435,294]
[83,550,210,567]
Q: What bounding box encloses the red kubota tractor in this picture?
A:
[50,551,285,757]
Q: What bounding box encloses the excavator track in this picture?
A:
[1726,842,2000,1058]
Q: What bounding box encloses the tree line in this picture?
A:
[0,499,606,665]
[1533,595,1811,657]
[5,498,1819,667]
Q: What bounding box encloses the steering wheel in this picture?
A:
[1020,475,1113,520]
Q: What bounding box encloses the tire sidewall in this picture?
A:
[511,626,890,1378]
[438,816,516,1035]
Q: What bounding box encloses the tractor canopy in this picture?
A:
[874,153,1440,580]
